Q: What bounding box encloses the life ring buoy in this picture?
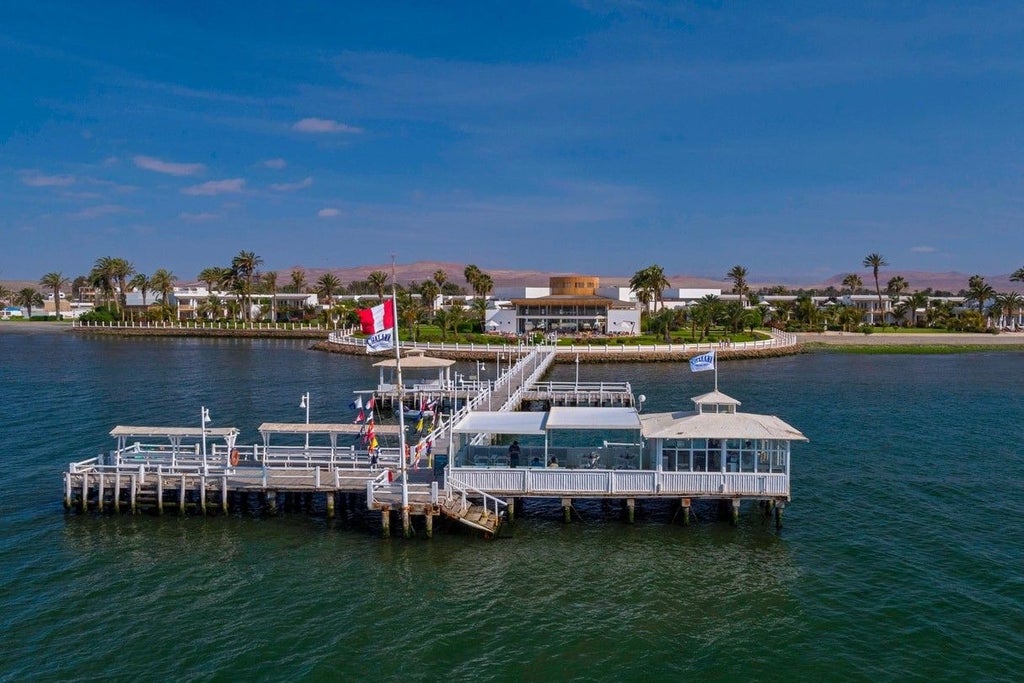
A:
[387,469,395,483]
[230,449,240,467]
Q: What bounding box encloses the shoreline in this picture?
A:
[7,322,1023,355]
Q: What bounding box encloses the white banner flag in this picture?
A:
[689,349,716,373]
[365,329,394,353]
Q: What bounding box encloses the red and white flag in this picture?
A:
[357,300,394,334]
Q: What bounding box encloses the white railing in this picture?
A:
[74,320,349,332]
[324,329,798,354]
[445,470,508,520]
[449,468,789,498]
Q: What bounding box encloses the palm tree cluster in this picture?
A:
[629,265,670,318]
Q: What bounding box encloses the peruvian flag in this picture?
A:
[358,300,395,335]
[358,300,396,352]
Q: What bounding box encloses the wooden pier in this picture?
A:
[64,348,806,537]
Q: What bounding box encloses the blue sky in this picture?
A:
[3,1,1023,283]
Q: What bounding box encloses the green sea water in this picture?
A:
[1,329,1021,681]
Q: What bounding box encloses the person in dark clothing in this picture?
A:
[508,440,521,468]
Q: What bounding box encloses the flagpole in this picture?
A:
[390,255,411,537]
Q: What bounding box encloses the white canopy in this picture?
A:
[546,407,642,431]
[640,411,808,441]
[450,407,642,435]
[451,412,547,435]
[110,426,240,439]
[258,422,402,436]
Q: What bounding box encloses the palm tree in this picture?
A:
[109,257,135,319]
[263,271,278,322]
[433,269,449,292]
[39,272,69,320]
[992,291,1022,329]
[367,270,389,302]
[726,265,749,307]
[471,297,489,331]
[14,288,44,318]
[906,291,929,327]
[690,294,721,341]
[886,276,909,300]
[70,275,89,301]
[473,272,493,301]
[1010,267,1024,284]
[89,256,118,314]
[418,279,439,314]
[463,264,482,294]
[965,275,994,314]
[0,285,12,306]
[231,251,263,321]
[150,269,177,306]
[446,303,468,338]
[632,266,656,316]
[129,273,152,314]
[316,273,341,315]
[862,253,888,325]
[290,269,307,294]
[197,267,219,293]
[841,273,863,295]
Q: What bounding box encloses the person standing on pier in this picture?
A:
[508,440,521,468]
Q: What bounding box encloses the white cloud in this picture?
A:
[21,172,75,187]
[180,212,219,222]
[263,158,287,169]
[318,207,341,217]
[133,155,206,176]
[911,246,937,253]
[293,117,363,134]
[68,204,133,219]
[270,176,313,192]
[182,178,246,196]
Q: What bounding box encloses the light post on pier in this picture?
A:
[299,392,310,449]
[200,406,211,463]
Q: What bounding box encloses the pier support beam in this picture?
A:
[505,498,516,523]
[774,502,785,530]
[562,498,572,524]
[114,472,121,513]
[97,473,105,512]
[730,499,740,526]
[199,476,207,516]
[681,498,691,526]
[64,473,72,510]
[326,492,335,519]
[402,505,413,539]
[156,474,164,515]
[178,476,186,515]
[424,507,434,539]
[81,473,89,512]
[221,476,229,515]
[381,507,391,538]
[130,476,138,514]
[265,490,278,515]
[626,498,636,524]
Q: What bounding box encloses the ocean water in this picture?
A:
[1,329,1021,681]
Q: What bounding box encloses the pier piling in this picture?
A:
[626,498,636,524]
[424,507,434,538]
[402,505,413,538]
[326,492,335,518]
[681,498,691,526]
[774,502,784,530]
[381,507,391,538]
[265,490,278,515]
[731,499,740,526]
[562,498,572,524]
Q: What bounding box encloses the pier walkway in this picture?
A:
[64,331,804,537]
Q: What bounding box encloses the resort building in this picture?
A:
[486,276,641,336]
